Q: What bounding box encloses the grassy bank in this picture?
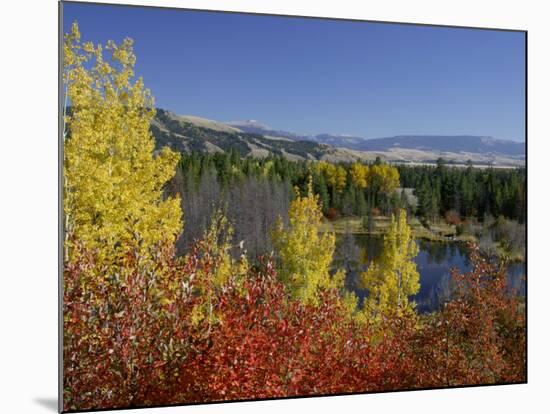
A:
[320,215,524,263]
[320,215,475,243]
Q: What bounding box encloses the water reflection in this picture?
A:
[334,235,526,313]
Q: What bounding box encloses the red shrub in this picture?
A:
[186,262,366,400]
[445,209,461,226]
[409,245,526,387]
[63,242,525,411]
[325,207,340,221]
[63,243,198,410]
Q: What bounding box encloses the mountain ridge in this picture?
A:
[150,109,524,166]
[224,120,524,155]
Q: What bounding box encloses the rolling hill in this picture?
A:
[324,134,524,156]
[150,109,525,166]
[309,134,525,166]
[151,109,371,162]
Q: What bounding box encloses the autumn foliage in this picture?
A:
[62,23,525,412]
[409,245,526,387]
[63,22,182,265]
[445,209,462,226]
[64,236,525,411]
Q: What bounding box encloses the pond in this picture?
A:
[334,235,526,313]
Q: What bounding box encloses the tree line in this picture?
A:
[167,151,404,256]
[398,159,526,223]
[62,24,525,411]
[171,152,526,235]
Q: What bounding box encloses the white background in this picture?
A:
[1,0,548,413]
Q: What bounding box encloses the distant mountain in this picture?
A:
[309,133,372,149]
[225,120,307,141]
[151,109,371,163]
[224,121,524,159]
[346,135,525,157]
[224,121,524,165]
[150,110,524,166]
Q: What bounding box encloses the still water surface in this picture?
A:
[337,235,525,313]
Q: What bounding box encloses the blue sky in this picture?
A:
[62,2,526,141]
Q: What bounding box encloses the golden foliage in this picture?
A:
[316,161,348,193]
[360,209,419,320]
[187,209,249,327]
[370,164,400,193]
[315,160,399,193]
[271,178,344,305]
[350,162,370,188]
[63,22,182,264]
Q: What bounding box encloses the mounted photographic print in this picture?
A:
[60,1,527,412]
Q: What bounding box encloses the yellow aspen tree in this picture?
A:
[319,162,336,186]
[316,161,346,193]
[189,209,250,327]
[382,164,400,192]
[312,161,326,175]
[370,164,400,193]
[360,209,419,320]
[335,165,348,193]
[351,162,369,188]
[271,178,344,305]
[63,22,182,264]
